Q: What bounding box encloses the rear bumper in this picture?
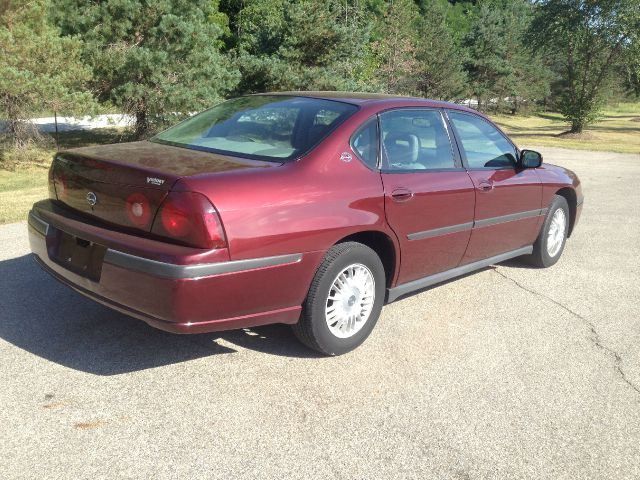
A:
[28,207,323,333]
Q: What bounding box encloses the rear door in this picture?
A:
[376,108,476,285]
[446,110,543,263]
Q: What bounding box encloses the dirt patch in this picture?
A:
[631,117,640,123]
[556,131,598,140]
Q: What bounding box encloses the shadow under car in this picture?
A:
[0,254,320,376]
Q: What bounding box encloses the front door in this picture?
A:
[446,110,543,263]
[378,108,476,285]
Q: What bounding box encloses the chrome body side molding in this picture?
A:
[474,208,547,228]
[407,209,548,241]
[407,222,474,241]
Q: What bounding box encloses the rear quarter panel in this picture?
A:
[175,109,395,262]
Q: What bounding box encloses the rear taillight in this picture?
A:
[126,192,152,228]
[151,191,227,249]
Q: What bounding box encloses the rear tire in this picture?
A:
[524,195,570,268]
[293,242,386,356]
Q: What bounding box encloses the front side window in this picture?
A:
[152,96,358,162]
[448,111,517,169]
[379,109,455,171]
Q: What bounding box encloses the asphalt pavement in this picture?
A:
[1,146,639,479]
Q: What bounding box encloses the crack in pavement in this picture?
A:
[493,268,640,398]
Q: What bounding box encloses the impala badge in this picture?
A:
[86,192,97,206]
[147,177,165,186]
[340,152,353,163]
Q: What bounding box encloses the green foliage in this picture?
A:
[464,0,551,113]
[622,40,640,98]
[232,0,372,93]
[0,0,94,144]
[426,0,475,44]
[209,0,232,49]
[413,1,468,100]
[53,0,239,137]
[3,0,638,156]
[372,0,422,93]
[531,0,640,132]
[367,0,466,99]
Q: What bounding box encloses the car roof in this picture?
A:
[252,91,474,112]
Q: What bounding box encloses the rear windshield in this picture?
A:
[151,96,358,162]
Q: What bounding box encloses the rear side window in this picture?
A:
[448,111,517,169]
[152,96,358,162]
[350,118,378,169]
[379,109,455,171]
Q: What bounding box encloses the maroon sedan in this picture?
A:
[28,92,583,355]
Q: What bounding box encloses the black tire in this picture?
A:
[292,242,386,356]
[524,195,570,268]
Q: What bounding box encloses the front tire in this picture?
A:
[525,195,570,268]
[293,242,386,355]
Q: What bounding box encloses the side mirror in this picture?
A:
[519,149,543,169]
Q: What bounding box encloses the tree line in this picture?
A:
[1,0,639,143]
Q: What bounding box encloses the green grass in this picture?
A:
[605,102,640,114]
[0,165,49,224]
[490,102,640,153]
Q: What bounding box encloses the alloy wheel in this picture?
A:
[547,208,567,257]
[324,263,376,339]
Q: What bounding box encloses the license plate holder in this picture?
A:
[52,232,107,281]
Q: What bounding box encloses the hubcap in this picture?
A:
[325,263,375,339]
[547,208,567,257]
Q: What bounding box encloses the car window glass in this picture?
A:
[379,109,455,171]
[448,111,517,169]
[314,109,341,126]
[152,96,358,162]
[350,118,378,169]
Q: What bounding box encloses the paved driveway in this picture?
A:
[1,147,639,479]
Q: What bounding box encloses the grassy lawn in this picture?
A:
[491,102,640,154]
[0,166,49,224]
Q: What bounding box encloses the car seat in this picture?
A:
[383,132,424,170]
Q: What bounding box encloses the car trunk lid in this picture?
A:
[51,141,278,232]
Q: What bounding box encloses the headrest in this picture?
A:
[384,132,419,164]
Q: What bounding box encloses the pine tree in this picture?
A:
[371,0,466,100]
[414,0,468,101]
[232,0,372,93]
[372,0,421,93]
[53,0,239,138]
[0,0,93,144]
[463,0,551,113]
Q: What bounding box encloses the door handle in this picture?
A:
[391,188,414,202]
[477,181,494,192]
